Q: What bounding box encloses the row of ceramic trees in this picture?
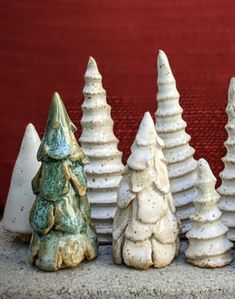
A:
[2,50,235,271]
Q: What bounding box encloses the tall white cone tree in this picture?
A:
[113,112,179,270]
[186,159,232,268]
[3,123,41,242]
[155,50,197,234]
[218,78,235,242]
[79,57,124,244]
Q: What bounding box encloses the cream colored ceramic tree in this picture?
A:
[79,57,124,244]
[113,112,179,270]
[217,78,235,242]
[185,159,232,268]
[3,123,41,242]
[155,50,197,234]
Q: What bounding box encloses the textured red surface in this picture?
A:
[0,1,235,208]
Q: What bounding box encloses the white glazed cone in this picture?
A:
[80,57,124,244]
[218,78,235,242]
[155,50,197,234]
[3,123,41,241]
[185,159,232,268]
[113,112,179,270]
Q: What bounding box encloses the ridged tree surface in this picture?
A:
[113,112,179,270]
[155,50,197,234]
[186,158,232,268]
[218,78,235,242]
[79,57,124,244]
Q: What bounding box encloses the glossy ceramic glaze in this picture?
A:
[28,92,98,271]
[113,112,179,270]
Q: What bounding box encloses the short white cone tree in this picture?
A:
[185,158,233,268]
[79,57,124,244]
[155,50,197,234]
[3,123,41,242]
[217,78,235,242]
[113,112,179,270]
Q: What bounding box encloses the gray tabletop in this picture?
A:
[0,222,235,299]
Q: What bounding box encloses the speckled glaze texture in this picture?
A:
[113,112,179,270]
[217,78,235,242]
[28,92,98,271]
[155,50,197,235]
[186,159,233,268]
[3,123,41,241]
[79,57,124,244]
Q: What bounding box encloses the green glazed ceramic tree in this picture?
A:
[28,92,98,271]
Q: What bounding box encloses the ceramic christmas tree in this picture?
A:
[29,92,98,272]
[79,57,124,244]
[155,50,197,234]
[218,78,235,242]
[113,112,179,270]
[185,159,232,268]
[3,123,41,242]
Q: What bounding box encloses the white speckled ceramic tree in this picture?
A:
[217,78,235,242]
[155,50,197,234]
[113,112,179,270]
[185,158,232,268]
[79,57,124,244]
[3,123,41,242]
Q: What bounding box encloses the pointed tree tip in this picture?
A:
[84,56,101,80]
[24,123,40,142]
[197,158,208,167]
[157,49,176,84]
[144,111,151,118]
[157,49,171,71]
[26,122,34,129]
[142,111,154,125]
[88,56,97,68]
[136,111,156,142]
[52,91,61,100]
[48,92,66,122]
[158,49,168,59]
[197,158,212,173]
[197,158,216,181]
[25,122,38,134]
[142,112,156,131]
[158,49,165,55]
[229,77,235,96]
[51,92,64,108]
[89,56,95,62]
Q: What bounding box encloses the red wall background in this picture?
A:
[1,0,235,209]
